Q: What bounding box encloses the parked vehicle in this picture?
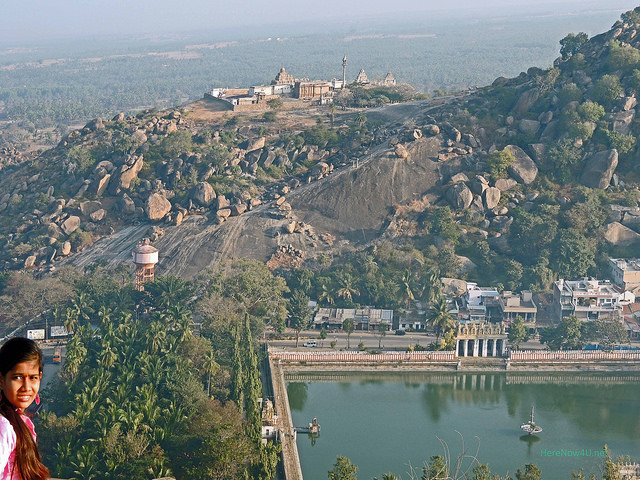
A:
[303,340,317,347]
[394,330,406,336]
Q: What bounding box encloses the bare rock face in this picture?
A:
[514,88,539,115]
[216,208,231,219]
[505,145,538,184]
[446,183,473,210]
[192,182,217,207]
[85,117,104,131]
[449,173,469,184]
[61,241,72,256]
[145,193,172,221]
[482,187,501,210]
[604,222,640,246]
[61,216,81,235]
[309,162,330,180]
[621,96,638,111]
[580,149,618,189]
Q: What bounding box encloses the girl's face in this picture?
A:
[0,359,42,411]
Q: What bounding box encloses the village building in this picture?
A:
[457,283,501,323]
[312,307,393,331]
[610,258,640,295]
[499,290,537,331]
[622,303,640,339]
[553,278,625,322]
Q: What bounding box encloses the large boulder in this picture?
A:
[514,88,539,115]
[604,222,640,246]
[90,174,111,197]
[145,193,172,221]
[505,145,538,184]
[192,182,216,207]
[494,178,518,191]
[470,175,489,195]
[242,137,266,152]
[79,201,103,217]
[446,183,473,210]
[518,119,540,136]
[119,194,136,214]
[580,149,618,189]
[61,216,81,235]
[482,187,501,210]
[612,110,635,135]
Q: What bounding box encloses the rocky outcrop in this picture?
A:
[145,193,172,221]
[505,145,538,184]
[109,155,144,194]
[580,149,618,189]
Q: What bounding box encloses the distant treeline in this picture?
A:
[0,9,623,127]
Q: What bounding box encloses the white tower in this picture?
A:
[132,239,158,291]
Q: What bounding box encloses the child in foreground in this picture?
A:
[0,337,49,480]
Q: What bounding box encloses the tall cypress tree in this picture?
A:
[243,313,262,443]
[230,324,244,412]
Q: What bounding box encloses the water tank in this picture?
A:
[132,243,158,266]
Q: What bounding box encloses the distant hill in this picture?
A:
[1,7,640,292]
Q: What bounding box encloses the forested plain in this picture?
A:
[0,7,627,130]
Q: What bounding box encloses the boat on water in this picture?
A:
[520,407,542,435]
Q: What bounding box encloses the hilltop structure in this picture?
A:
[204,59,396,111]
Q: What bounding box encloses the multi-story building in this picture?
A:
[457,283,501,323]
[553,278,624,322]
[610,258,640,295]
[499,290,537,331]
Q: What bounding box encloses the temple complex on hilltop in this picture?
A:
[204,56,398,112]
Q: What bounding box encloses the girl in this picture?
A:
[0,338,49,480]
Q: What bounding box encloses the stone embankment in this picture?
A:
[269,357,303,480]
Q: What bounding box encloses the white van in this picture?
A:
[303,340,317,347]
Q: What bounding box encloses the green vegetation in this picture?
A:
[486,149,515,181]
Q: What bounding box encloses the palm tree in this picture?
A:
[425,268,442,304]
[401,270,415,310]
[318,284,335,306]
[428,295,454,342]
[203,350,219,397]
[337,273,360,304]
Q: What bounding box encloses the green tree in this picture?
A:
[328,456,358,480]
[422,455,448,480]
[343,318,355,349]
[320,327,327,347]
[560,32,589,59]
[486,149,515,181]
[592,74,623,107]
[288,290,313,347]
[552,229,596,279]
[375,322,389,349]
[428,295,454,342]
[508,316,529,350]
[608,40,640,71]
[515,464,542,480]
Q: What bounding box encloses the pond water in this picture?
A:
[286,372,640,480]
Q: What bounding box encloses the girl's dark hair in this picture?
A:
[0,337,50,480]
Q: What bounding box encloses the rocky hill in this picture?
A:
[2,8,640,284]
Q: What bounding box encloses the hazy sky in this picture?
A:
[3,0,639,42]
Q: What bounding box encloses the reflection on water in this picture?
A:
[286,372,640,480]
